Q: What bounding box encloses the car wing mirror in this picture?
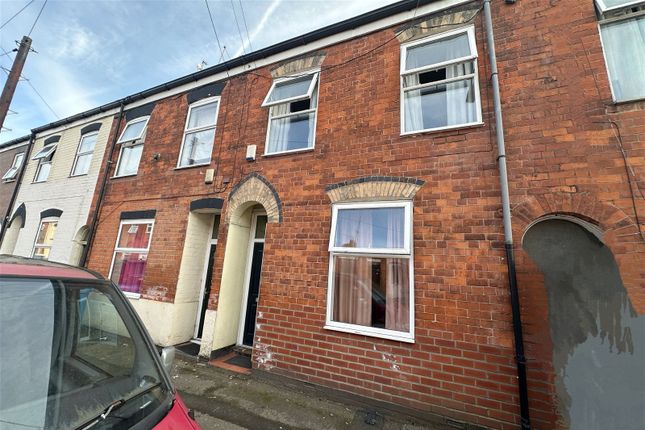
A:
[160,346,175,374]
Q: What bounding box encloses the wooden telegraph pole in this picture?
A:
[0,36,32,132]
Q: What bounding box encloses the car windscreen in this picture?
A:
[0,277,172,429]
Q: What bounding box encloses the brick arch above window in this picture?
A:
[80,122,102,135]
[40,208,63,219]
[325,176,425,203]
[395,3,481,42]
[227,173,282,223]
[270,51,326,78]
[43,135,61,145]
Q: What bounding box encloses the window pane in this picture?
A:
[36,221,57,245]
[334,207,405,249]
[187,101,218,129]
[2,166,18,180]
[212,215,221,239]
[405,32,471,70]
[35,162,51,182]
[179,128,215,166]
[14,152,25,167]
[119,119,147,142]
[403,61,474,88]
[600,16,645,101]
[110,252,148,294]
[332,255,410,332]
[72,153,92,176]
[255,215,268,239]
[597,0,641,10]
[117,223,152,249]
[116,144,143,176]
[78,134,97,153]
[32,144,57,160]
[32,246,51,260]
[266,75,315,104]
[75,289,134,376]
[404,78,477,132]
[266,111,314,153]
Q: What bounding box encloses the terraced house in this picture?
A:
[1,0,644,429]
[0,136,30,231]
[0,114,113,264]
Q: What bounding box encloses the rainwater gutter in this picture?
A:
[79,103,125,267]
[482,0,531,428]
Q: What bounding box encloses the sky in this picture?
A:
[0,0,397,143]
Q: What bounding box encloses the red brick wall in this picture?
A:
[86,1,644,429]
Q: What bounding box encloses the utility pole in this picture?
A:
[0,36,32,132]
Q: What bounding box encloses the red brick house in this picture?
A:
[81,0,644,429]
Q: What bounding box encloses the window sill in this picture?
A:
[400,121,484,137]
[123,292,141,299]
[606,97,645,113]
[32,180,48,184]
[324,324,415,344]
[69,173,89,178]
[263,147,314,158]
[174,162,211,171]
[111,173,138,179]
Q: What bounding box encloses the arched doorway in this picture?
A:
[200,173,281,357]
[0,204,25,255]
[523,218,644,430]
[69,225,89,266]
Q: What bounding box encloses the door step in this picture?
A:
[232,345,253,356]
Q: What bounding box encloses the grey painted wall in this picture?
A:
[523,219,644,430]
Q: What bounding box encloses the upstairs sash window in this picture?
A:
[262,72,319,154]
[115,117,149,177]
[178,98,219,167]
[401,26,481,134]
[596,0,645,102]
[2,152,24,181]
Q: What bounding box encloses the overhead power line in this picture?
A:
[0,45,60,119]
[27,0,48,37]
[238,0,254,53]
[204,0,226,64]
[0,0,35,31]
[230,0,247,56]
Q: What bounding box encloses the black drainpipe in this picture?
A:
[482,0,531,428]
[0,132,35,247]
[80,103,125,267]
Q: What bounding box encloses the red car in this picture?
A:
[0,255,200,429]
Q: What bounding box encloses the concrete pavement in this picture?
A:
[170,355,477,430]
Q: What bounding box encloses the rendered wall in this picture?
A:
[8,116,113,264]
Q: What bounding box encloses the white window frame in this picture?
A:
[33,146,56,183]
[596,0,644,13]
[177,97,220,168]
[261,72,319,107]
[31,143,57,160]
[114,116,149,178]
[108,219,155,299]
[400,25,482,135]
[262,71,320,156]
[325,200,415,343]
[71,131,98,177]
[31,217,58,260]
[596,2,645,103]
[2,152,24,181]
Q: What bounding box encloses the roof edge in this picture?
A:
[10,0,444,139]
